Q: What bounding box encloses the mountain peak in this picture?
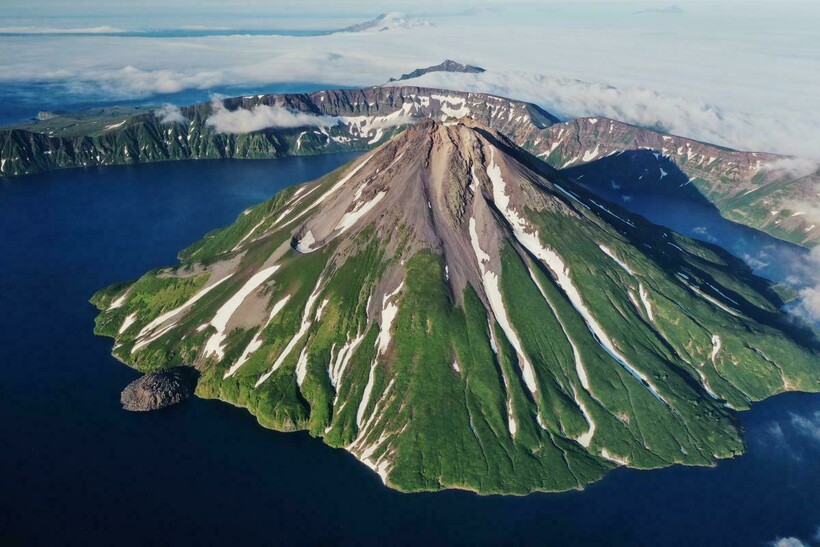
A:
[338,12,433,33]
[94,121,818,494]
[388,60,486,82]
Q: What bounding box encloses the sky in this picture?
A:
[1,1,819,158]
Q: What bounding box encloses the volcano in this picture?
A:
[94,119,818,494]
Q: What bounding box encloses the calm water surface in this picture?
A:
[1,157,818,546]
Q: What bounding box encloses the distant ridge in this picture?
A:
[388,60,486,83]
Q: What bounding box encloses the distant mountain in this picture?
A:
[337,12,432,33]
[460,7,504,16]
[388,60,485,83]
[93,119,819,494]
[1,86,816,247]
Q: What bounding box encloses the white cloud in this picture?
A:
[0,3,819,158]
[395,70,820,158]
[769,538,808,547]
[792,247,820,323]
[154,104,185,124]
[790,411,820,443]
[206,98,341,133]
[762,158,820,179]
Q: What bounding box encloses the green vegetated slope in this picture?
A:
[93,120,819,494]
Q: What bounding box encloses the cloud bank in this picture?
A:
[0,25,126,34]
[206,98,341,133]
[1,4,818,158]
[395,70,820,158]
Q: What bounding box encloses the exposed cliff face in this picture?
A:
[0,86,555,177]
[93,120,819,494]
[2,86,816,247]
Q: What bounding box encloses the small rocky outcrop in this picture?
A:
[120,367,197,411]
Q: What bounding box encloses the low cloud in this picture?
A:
[791,247,820,324]
[691,225,718,244]
[760,409,820,461]
[206,97,341,134]
[790,411,820,443]
[399,71,820,159]
[769,538,808,547]
[2,7,819,159]
[762,158,820,180]
[154,104,185,124]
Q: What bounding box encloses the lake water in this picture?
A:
[1,157,818,546]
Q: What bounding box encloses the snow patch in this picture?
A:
[103,120,126,131]
[710,335,722,363]
[225,295,292,378]
[203,266,280,360]
[108,291,130,310]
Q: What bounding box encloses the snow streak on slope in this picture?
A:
[599,244,635,276]
[485,148,668,405]
[132,274,235,353]
[334,192,387,238]
[526,263,597,447]
[254,276,325,387]
[328,331,367,398]
[487,318,518,437]
[357,281,404,428]
[118,312,136,335]
[136,274,234,339]
[469,217,539,395]
[288,154,374,234]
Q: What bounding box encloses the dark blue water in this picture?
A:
[1,158,818,546]
[575,181,813,290]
